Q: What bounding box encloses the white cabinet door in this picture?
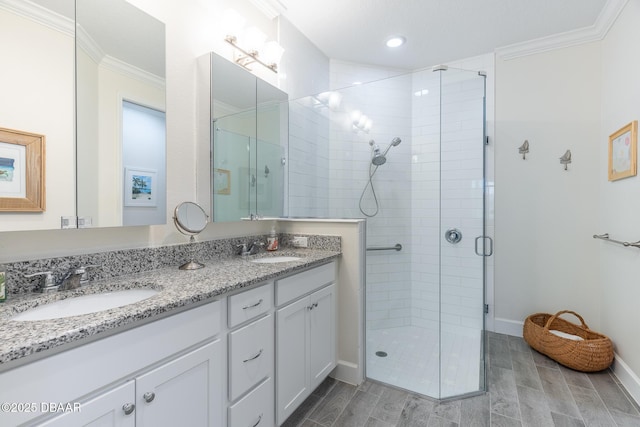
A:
[37,381,136,427]
[308,283,336,391]
[276,297,309,424]
[135,339,222,427]
[276,283,337,425]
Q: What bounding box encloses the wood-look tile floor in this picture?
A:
[282,332,640,427]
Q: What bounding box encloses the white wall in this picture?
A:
[599,0,640,390]
[494,42,602,335]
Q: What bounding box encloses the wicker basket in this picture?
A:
[523,310,614,372]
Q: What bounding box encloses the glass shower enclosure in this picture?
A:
[288,65,488,399]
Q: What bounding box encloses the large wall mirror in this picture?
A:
[0,0,75,232]
[198,53,288,223]
[0,0,165,232]
[76,0,166,227]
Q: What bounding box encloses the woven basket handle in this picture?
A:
[543,310,590,331]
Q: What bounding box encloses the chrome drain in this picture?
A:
[375,351,388,357]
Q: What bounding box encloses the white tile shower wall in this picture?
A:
[288,97,331,217]
[329,61,414,330]
[411,69,442,332]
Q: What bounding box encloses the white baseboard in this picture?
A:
[331,360,362,386]
[611,353,640,406]
[493,317,524,337]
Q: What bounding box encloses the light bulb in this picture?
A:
[263,41,285,65]
[221,9,246,39]
[243,26,267,53]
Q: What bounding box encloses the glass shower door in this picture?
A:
[437,68,487,399]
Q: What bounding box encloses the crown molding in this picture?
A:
[496,0,629,60]
[247,0,287,20]
[76,24,164,89]
[0,0,73,36]
[101,55,165,89]
[76,24,105,65]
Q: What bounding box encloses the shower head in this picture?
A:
[369,140,386,166]
[372,152,387,166]
[369,137,402,166]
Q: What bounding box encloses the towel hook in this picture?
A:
[518,140,529,159]
[559,149,571,170]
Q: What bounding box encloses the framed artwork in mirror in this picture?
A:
[0,127,45,212]
[124,167,157,207]
[214,168,231,195]
[608,120,638,181]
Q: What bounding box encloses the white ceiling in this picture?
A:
[278,0,610,70]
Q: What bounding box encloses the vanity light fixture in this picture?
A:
[222,14,284,73]
[386,36,406,48]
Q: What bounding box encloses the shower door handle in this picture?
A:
[475,236,493,256]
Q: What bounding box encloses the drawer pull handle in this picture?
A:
[143,392,155,403]
[242,299,263,310]
[251,413,263,427]
[243,348,264,363]
[122,403,135,415]
[307,302,318,310]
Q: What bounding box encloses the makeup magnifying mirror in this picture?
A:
[173,202,208,270]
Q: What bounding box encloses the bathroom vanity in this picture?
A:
[0,249,339,427]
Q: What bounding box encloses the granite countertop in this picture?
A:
[0,248,340,370]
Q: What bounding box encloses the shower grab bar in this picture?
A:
[366,243,402,252]
[593,233,640,249]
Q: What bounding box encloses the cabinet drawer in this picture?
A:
[276,262,335,306]
[228,377,274,427]
[228,282,273,328]
[229,314,274,401]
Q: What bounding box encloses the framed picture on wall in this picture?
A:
[124,167,157,207]
[0,127,45,212]
[608,120,638,181]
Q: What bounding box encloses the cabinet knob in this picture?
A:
[307,302,318,310]
[122,403,135,415]
[143,392,156,403]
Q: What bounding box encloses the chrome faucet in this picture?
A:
[24,265,100,293]
[23,271,58,293]
[236,241,264,256]
[58,268,85,291]
[58,265,100,291]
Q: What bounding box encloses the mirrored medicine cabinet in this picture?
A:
[0,0,166,232]
[196,52,288,223]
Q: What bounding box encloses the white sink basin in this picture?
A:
[251,256,301,264]
[11,289,159,321]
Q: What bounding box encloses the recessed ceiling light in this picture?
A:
[386,36,406,48]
